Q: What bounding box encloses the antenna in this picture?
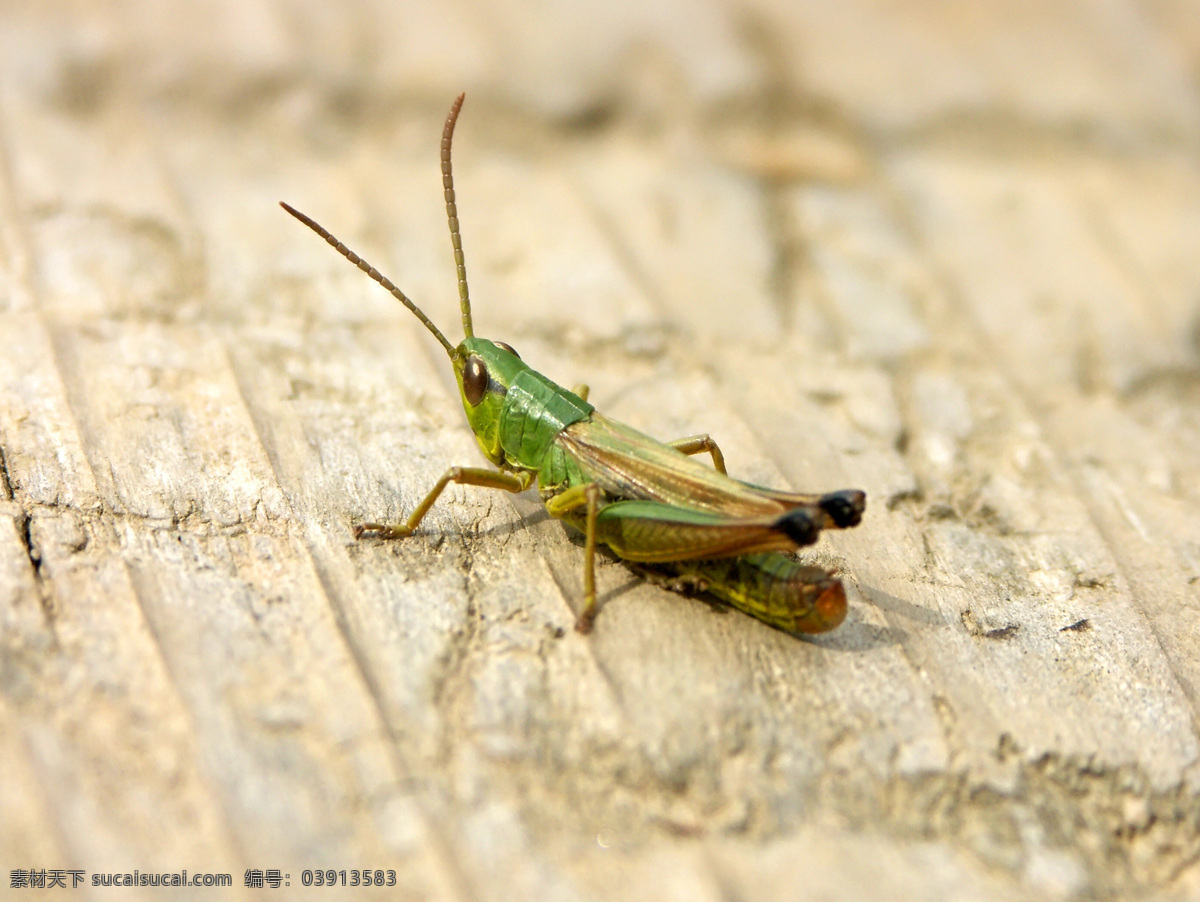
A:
[279,201,458,359]
[442,92,474,338]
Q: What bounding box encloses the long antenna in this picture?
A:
[442,92,474,338]
[279,201,458,359]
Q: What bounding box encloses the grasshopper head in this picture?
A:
[453,337,527,466]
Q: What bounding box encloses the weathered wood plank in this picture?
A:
[2,1,1199,900]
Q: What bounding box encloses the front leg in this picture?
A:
[356,467,533,539]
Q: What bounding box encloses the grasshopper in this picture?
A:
[282,93,865,635]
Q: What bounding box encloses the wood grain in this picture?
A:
[2,1,1199,899]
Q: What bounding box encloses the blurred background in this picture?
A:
[2,1,1199,900]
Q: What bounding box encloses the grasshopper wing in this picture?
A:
[557,413,864,530]
[592,500,823,562]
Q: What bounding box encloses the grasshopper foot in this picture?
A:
[354,523,415,540]
[574,611,595,634]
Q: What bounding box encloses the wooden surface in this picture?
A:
[2,1,1200,899]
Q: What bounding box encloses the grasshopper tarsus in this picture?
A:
[354,523,414,540]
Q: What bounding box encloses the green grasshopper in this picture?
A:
[282,93,865,635]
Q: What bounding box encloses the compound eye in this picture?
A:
[494,341,520,358]
[463,356,488,406]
